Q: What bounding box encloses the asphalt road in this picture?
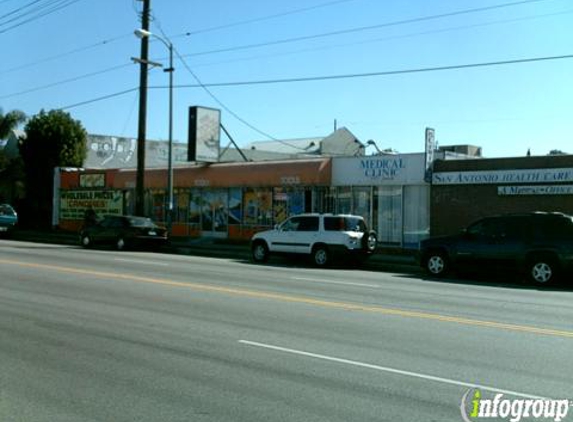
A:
[1,239,572,422]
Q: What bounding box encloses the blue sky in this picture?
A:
[1,0,572,157]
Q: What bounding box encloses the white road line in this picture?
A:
[291,277,379,288]
[238,340,547,400]
[114,258,169,266]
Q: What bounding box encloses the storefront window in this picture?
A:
[352,187,371,225]
[313,187,336,214]
[273,187,304,223]
[174,190,189,223]
[189,189,202,225]
[337,187,352,214]
[201,190,228,233]
[229,188,242,225]
[151,190,165,223]
[243,188,272,226]
[403,185,430,248]
[378,186,402,245]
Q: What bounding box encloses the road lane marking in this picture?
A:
[2,258,573,339]
[291,277,379,288]
[114,258,168,266]
[239,340,547,400]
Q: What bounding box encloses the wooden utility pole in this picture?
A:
[135,0,150,216]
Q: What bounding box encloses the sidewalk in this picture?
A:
[10,228,421,273]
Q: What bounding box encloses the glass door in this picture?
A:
[201,189,228,238]
[377,186,402,245]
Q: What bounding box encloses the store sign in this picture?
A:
[188,106,221,163]
[498,185,573,196]
[424,127,435,182]
[433,167,573,185]
[332,154,426,186]
[60,190,123,220]
[79,173,105,188]
[360,157,405,179]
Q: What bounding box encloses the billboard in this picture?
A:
[188,106,221,163]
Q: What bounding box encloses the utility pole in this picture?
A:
[135,0,150,216]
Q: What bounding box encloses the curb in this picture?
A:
[8,230,422,273]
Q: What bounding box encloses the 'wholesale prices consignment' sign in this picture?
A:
[60,190,123,220]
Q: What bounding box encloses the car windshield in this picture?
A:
[0,205,16,216]
[127,217,156,228]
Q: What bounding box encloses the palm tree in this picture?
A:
[0,108,26,140]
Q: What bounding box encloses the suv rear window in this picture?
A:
[324,216,366,232]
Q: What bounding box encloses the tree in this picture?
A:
[19,109,87,228]
[0,108,26,204]
[0,108,26,140]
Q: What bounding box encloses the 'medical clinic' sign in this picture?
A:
[332,154,426,185]
[433,167,573,185]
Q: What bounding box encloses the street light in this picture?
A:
[135,28,174,233]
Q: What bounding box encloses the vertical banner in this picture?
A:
[188,106,221,163]
[424,127,436,183]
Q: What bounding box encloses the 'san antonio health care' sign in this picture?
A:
[60,190,123,220]
[433,167,573,185]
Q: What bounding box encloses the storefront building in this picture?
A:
[431,155,573,236]
[331,154,430,249]
[57,158,333,240]
[56,153,432,248]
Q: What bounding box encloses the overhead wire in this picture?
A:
[0,33,132,75]
[152,13,304,148]
[174,0,361,37]
[187,9,573,70]
[178,0,556,58]
[59,52,573,110]
[0,0,83,35]
[0,62,134,99]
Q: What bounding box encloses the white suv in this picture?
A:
[251,214,377,267]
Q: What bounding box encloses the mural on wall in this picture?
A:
[85,135,190,169]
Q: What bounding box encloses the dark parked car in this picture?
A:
[420,212,573,285]
[79,215,168,250]
[0,204,18,237]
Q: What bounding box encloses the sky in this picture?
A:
[1,0,572,158]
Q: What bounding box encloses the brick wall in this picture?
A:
[431,156,573,236]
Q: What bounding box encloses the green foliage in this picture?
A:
[19,109,87,227]
[20,109,87,170]
[0,108,26,140]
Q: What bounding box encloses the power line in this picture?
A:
[0,33,131,75]
[174,0,361,37]
[0,0,45,21]
[179,0,555,58]
[60,87,138,110]
[59,52,571,110]
[0,62,133,99]
[188,9,573,70]
[151,15,298,148]
[0,0,83,35]
[158,53,573,89]
[4,7,569,98]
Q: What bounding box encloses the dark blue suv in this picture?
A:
[420,212,573,285]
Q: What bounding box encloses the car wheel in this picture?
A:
[527,255,559,285]
[252,241,269,263]
[312,246,329,267]
[424,251,449,277]
[363,231,377,253]
[116,237,126,251]
[80,234,92,248]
